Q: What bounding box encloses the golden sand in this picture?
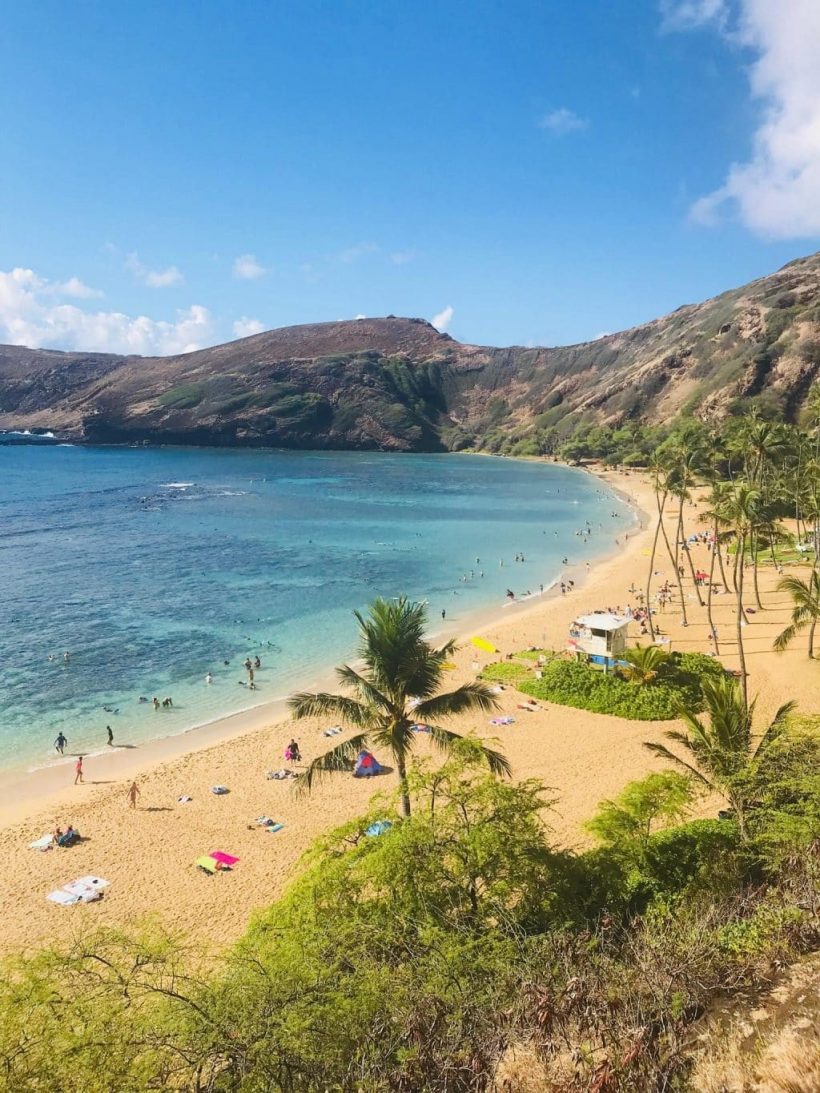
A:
[1,467,816,956]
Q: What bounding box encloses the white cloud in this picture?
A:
[337,242,379,263]
[390,249,416,265]
[0,267,213,355]
[675,0,820,238]
[659,0,728,31]
[53,276,103,299]
[232,253,266,280]
[125,252,184,287]
[232,316,265,338]
[431,305,454,332]
[537,107,588,135]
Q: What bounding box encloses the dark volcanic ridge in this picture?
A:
[1,254,819,451]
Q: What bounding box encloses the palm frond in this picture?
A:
[774,622,802,652]
[335,664,392,713]
[288,691,372,726]
[427,724,512,777]
[294,733,370,794]
[752,700,797,759]
[414,682,500,721]
[643,742,713,788]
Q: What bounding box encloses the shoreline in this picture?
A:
[2,463,700,959]
[0,463,644,829]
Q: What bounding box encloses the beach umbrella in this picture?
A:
[471,637,497,654]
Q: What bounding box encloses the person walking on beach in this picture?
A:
[106,725,114,747]
[441,609,446,621]
[54,732,67,755]
[74,756,84,785]
[127,781,140,809]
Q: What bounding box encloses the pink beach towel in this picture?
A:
[210,851,239,866]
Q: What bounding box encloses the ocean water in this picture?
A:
[0,445,635,772]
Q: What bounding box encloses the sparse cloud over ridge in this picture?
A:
[0,266,213,354]
[431,305,454,332]
[232,316,265,338]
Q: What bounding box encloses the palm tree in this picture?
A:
[644,674,795,837]
[288,596,509,816]
[722,482,762,708]
[774,571,820,658]
[701,477,732,656]
[644,456,672,643]
[618,644,672,685]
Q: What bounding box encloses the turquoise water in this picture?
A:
[0,446,634,771]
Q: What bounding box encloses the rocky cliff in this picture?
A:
[1,253,819,450]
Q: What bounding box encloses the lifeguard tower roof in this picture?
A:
[573,613,629,631]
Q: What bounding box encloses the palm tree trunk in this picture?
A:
[707,519,719,656]
[660,498,688,625]
[751,531,764,610]
[397,756,411,817]
[683,534,705,608]
[646,491,665,642]
[736,533,749,710]
[716,537,729,590]
[809,620,816,659]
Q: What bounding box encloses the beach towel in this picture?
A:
[471,637,497,654]
[47,888,83,906]
[211,785,229,795]
[196,856,218,874]
[48,876,109,905]
[412,723,431,733]
[266,768,296,780]
[323,726,343,737]
[29,834,54,850]
[65,876,109,897]
[490,716,515,726]
[210,851,239,866]
[365,821,393,837]
[264,822,284,833]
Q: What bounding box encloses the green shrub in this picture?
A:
[479,660,533,683]
[518,653,724,720]
[157,383,205,409]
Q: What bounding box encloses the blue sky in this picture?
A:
[1,0,818,354]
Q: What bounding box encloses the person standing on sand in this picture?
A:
[54,732,67,755]
[127,782,140,809]
[74,756,84,785]
[106,725,114,746]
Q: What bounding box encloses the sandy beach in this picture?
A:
[2,465,817,958]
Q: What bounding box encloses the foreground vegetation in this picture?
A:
[1,714,817,1092]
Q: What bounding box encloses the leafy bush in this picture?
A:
[518,652,724,720]
[479,660,533,683]
[157,383,205,409]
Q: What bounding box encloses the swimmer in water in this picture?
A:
[205,672,213,684]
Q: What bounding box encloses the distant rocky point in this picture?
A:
[1,253,818,451]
